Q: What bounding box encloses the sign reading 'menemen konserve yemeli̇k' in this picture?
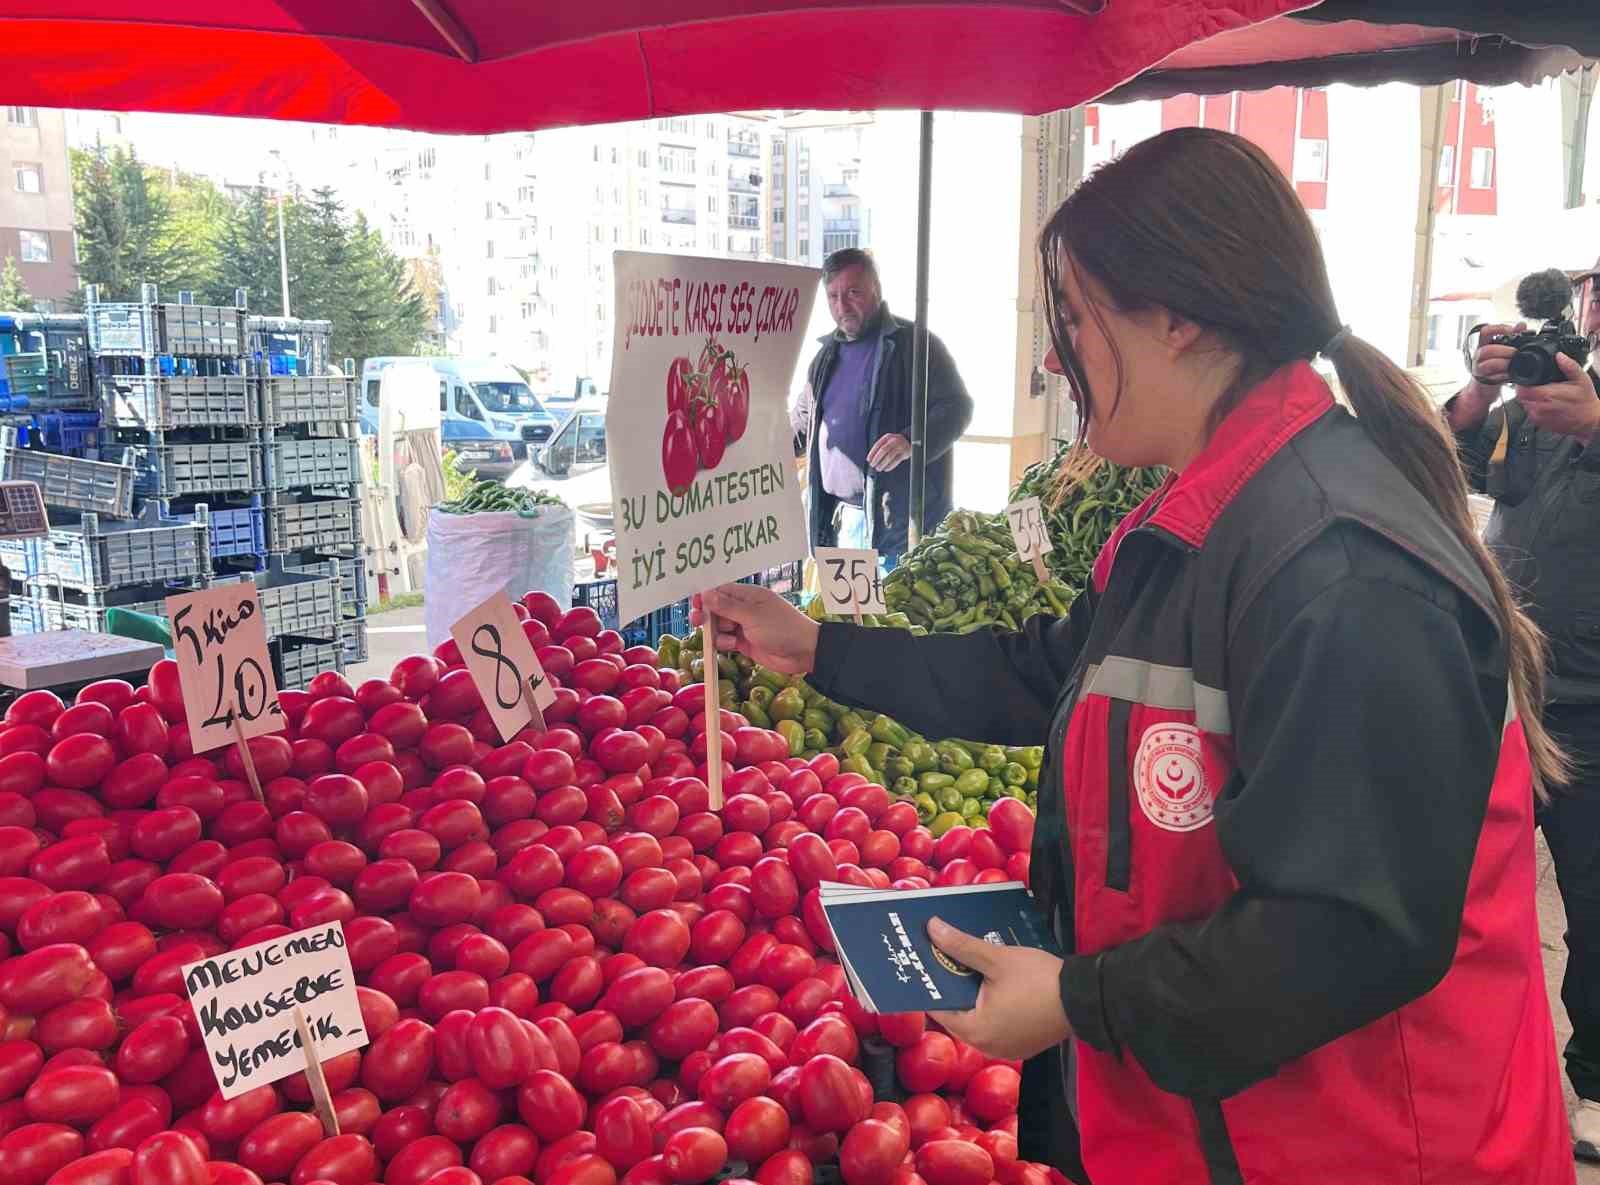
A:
[607,252,819,623]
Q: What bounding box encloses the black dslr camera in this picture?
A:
[1478,268,1592,387]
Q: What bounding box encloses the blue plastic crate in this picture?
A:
[572,578,620,631]
[204,497,266,560]
[33,412,99,453]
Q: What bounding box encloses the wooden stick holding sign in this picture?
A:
[165,583,284,787]
[1006,497,1054,584]
[451,591,558,742]
[292,1006,341,1137]
[815,548,887,624]
[703,616,724,810]
[230,706,265,804]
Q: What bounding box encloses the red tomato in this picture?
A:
[796,1055,867,1134]
[724,1097,791,1165]
[840,1120,912,1185]
[130,1131,207,1185]
[754,1149,813,1185]
[645,998,718,1061]
[914,1142,992,1185]
[624,910,691,969]
[515,1070,585,1142]
[384,1135,463,1185]
[361,1018,437,1102]
[467,1007,536,1090]
[594,1094,652,1170]
[896,1033,956,1094]
[698,1051,773,1113]
[662,1127,727,1185]
[23,1063,119,1125]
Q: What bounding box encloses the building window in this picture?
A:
[659,146,696,175]
[1470,147,1495,189]
[489,315,498,334]
[711,232,721,250]
[798,239,809,258]
[7,107,37,127]
[487,276,498,296]
[419,148,436,169]
[14,165,41,194]
[518,185,535,203]
[19,231,49,263]
[485,201,494,219]
[708,123,717,141]
[521,302,534,320]
[1437,145,1456,186]
[593,146,600,162]
[638,150,649,168]
[611,148,618,165]
[640,228,650,247]
[484,162,492,180]
[707,194,719,214]
[486,240,495,258]
[613,227,620,243]
[1294,138,1328,182]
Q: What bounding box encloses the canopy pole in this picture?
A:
[908,110,934,550]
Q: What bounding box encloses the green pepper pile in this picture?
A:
[436,480,566,516]
[655,630,1039,836]
[1009,446,1167,590]
[874,510,1076,632]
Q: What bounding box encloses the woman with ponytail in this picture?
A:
[694,128,1572,1184]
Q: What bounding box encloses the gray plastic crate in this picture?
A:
[0,427,135,517]
[9,595,164,634]
[121,440,260,499]
[260,376,358,427]
[264,439,359,491]
[340,619,368,667]
[89,301,246,357]
[218,561,340,641]
[101,374,256,430]
[0,505,208,592]
[276,638,344,688]
[266,497,361,553]
[289,554,366,616]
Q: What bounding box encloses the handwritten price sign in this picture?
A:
[815,548,886,618]
[181,922,367,1099]
[451,591,557,741]
[1005,497,1053,561]
[166,583,283,755]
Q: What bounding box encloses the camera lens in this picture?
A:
[1509,343,1557,387]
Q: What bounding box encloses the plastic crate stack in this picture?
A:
[0,313,98,456]
[251,316,366,681]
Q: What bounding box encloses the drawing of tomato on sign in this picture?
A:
[659,337,752,494]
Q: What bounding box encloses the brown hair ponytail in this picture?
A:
[1040,127,1566,796]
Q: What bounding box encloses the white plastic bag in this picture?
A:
[424,505,576,647]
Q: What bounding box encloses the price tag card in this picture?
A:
[1005,497,1053,561]
[451,590,557,741]
[815,548,887,616]
[167,582,283,754]
[181,922,368,1099]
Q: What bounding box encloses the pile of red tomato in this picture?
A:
[0,590,1051,1185]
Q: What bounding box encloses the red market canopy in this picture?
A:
[0,0,1313,134]
[1108,1,1598,101]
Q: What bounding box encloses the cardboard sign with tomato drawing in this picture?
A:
[608,251,819,622]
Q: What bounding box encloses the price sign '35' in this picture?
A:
[452,590,558,742]
[166,582,284,755]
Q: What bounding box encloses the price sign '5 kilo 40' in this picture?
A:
[166,582,283,756]
[814,547,886,620]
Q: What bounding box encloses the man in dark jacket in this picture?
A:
[1451,256,1600,1161]
[791,248,972,562]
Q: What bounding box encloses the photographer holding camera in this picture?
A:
[1451,259,1600,1161]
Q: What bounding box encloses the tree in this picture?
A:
[336,213,428,363]
[71,148,133,303]
[210,186,288,314]
[160,172,230,299]
[0,257,32,312]
[113,150,179,291]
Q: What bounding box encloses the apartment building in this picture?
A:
[2,105,77,307]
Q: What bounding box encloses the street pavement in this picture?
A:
[351,602,1600,1178]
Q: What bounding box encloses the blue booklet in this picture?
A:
[818,881,1058,1014]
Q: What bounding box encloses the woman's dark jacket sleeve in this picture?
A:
[809,588,1093,747]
